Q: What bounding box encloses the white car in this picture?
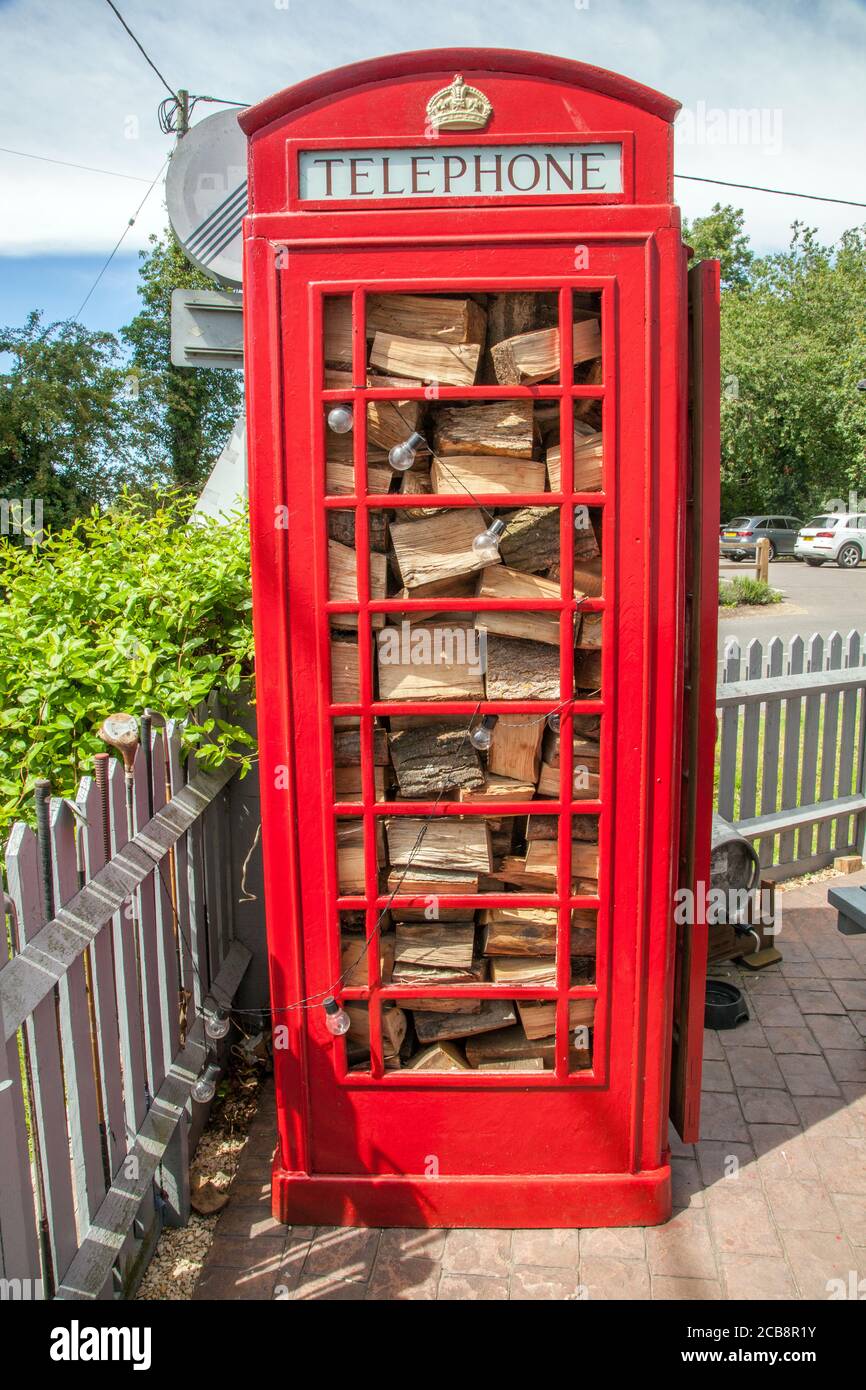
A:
[795,513,866,568]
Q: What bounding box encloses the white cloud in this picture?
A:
[0,0,863,257]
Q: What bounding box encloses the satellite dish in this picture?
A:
[166,109,247,289]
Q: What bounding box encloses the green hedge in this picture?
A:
[0,490,256,842]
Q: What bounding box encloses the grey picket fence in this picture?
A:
[716,630,866,877]
[0,718,250,1301]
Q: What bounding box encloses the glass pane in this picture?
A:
[572,290,603,388]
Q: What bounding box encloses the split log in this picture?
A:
[459,773,536,805]
[394,921,476,970]
[334,765,386,799]
[328,539,387,628]
[385,818,493,874]
[324,297,353,365]
[488,855,557,891]
[369,332,481,387]
[391,958,486,986]
[376,619,485,702]
[386,866,478,896]
[409,993,482,1015]
[571,558,603,597]
[390,506,493,589]
[479,291,538,383]
[337,821,366,894]
[397,462,449,520]
[340,935,394,987]
[326,457,393,498]
[498,507,561,573]
[523,839,600,882]
[477,568,561,646]
[484,634,561,701]
[489,957,557,987]
[367,294,487,345]
[574,358,603,421]
[462,1023,559,1068]
[490,318,602,386]
[571,909,598,958]
[574,649,603,691]
[577,612,603,648]
[481,907,558,957]
[404,1041,472,1071]
[487,712,545,784]
[331,637,359,705]
[537,761,600,800]
[433,399,534,458]
[347,1003,407,1057]
[413,999,517,1044]
[367,398,422,451]
[388,722,483,798]
[525,814,558,842]
[573,518,601,563]
[476,1057,545,1072]
[546,430,603,493]
[516,997,596,1041]
[431,455,546,497]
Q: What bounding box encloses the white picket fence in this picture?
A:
[716,630,866,877]
[0,717,249,1300]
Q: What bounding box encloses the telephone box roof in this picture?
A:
[238,47,681,137]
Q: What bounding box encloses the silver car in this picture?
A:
[719,515,803,562]
[795,514,866,568]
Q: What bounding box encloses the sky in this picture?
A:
[1,0,865,337]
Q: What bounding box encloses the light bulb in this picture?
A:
[323,996,351,1036]
[327,404,354,434]
[470,715,497,751]
[472,518,506,563]
[547,712,561,734]
[388,431,425,472]
[192,1060,220,1104]
[205,1005,230,1040]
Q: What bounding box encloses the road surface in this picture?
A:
[718,557,866,657]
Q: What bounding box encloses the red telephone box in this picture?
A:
[240,49,719,1229]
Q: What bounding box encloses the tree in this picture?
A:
[0,313,127,532]
[718,223,866,517]
[682,203,754,292]
[121,231,243,490]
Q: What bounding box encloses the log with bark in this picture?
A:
[577,612,603,648]
[489,956,557,987]
[333,727,389,766]
[386,866,479,896]
[498,506,561,574]
[328,539,388,628]
[413,999,517,1044]
[464,1022,589,1069]
[388,722,483,798]
[484,634,561,701]
[328,506,390,552]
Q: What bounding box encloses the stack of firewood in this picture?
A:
[325,292,603,1073]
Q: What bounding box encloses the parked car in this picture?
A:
[719,515,803,562]
[795,513,866,568]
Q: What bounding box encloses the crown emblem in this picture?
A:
[426,73,492,131]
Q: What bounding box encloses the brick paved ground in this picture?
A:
[193,873,866,1300]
